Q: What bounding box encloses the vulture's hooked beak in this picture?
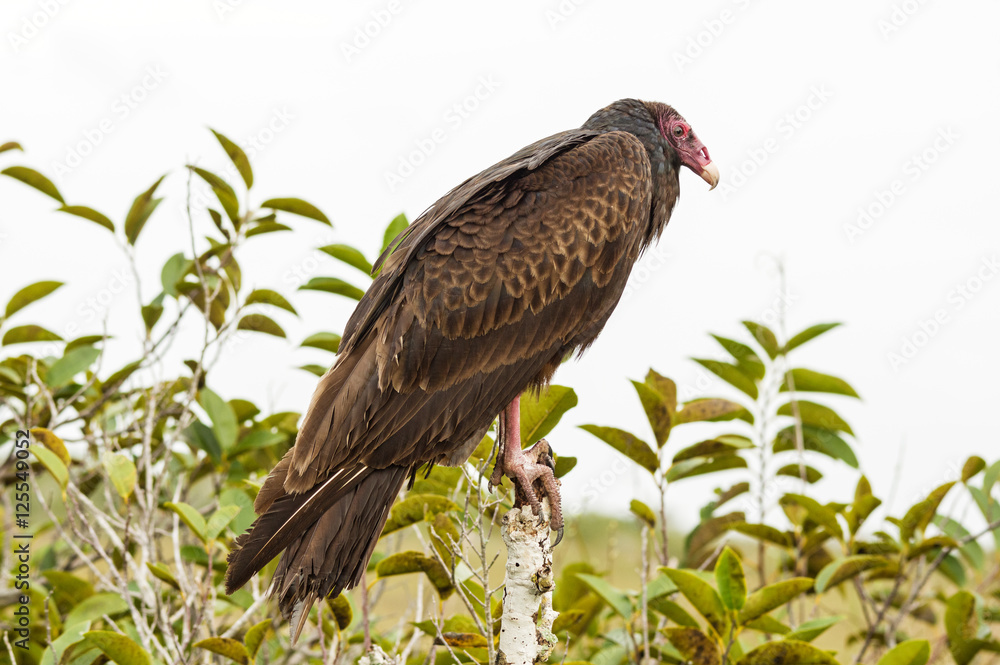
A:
[681,143,720,190]
[700,161,720,190]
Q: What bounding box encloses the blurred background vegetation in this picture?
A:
[0,134,998,665]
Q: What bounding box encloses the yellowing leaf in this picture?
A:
[30,427,70,465]
[84,630,151,665]
[102,451,137,501]
[194,637,250,664]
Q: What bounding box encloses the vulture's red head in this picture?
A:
[653,105,719,190]
[584,99,719,191]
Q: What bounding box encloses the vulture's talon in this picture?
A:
[552,526,564,548]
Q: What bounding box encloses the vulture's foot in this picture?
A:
[490,397,564,546]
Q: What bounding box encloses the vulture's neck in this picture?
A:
[582,108,680,247]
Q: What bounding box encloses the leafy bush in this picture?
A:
[0,136,997,665]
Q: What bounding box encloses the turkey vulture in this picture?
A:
[225,98,718,640]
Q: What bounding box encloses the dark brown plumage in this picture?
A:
[224,98,718,640]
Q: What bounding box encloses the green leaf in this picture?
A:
[102,452,137,501]
[300,331,341,353]
[629,499,656,528]
[934,516,986,571]
[260,197,331,225]
[645,369,677,413]
[666,456,747,482]
[735,640,838,665]
[674,398,750,425]
[382,212,409,252]
[961,456,986,482]
[0,141,23,154]
[776,464,823,483]
[729,522,795,549]
[194,637,250,665]
[649,597,699,627]
[237,313,286,337]
[554,454,576,478]
[781,368,859,398]
[673,436,754,462]
[245,221,291,237]
[66,593,129,627]
[575,573,632,619]
[815,555,890,593]
[661,568,728,638]
[777,400,853,435]
[84,631,151,665]
[631,380,672,447]
[375,551,452,597]
[163,501,208,543]
[48,345,101,386]
[205,504,241,540]
[661,627,721,665]
[743,615,791,635]
[160,253,191,297]
[57,205,115,232]
[521,384,577,445]
[381,494,458,536]
[200,387,238,452]
[711,334,766,380]
[579,425,658,473]
[30,446,68,489]
[5,280,63,319]
[693,358,759,399]
[319,243,373,275]
[1,165,64,203]
[211,128,253,189]
[124,174,166,245]
[737,578,813,624]
[846,476,881,535]
[786,616,843,643]
[945,591,988,665]
[183,421,221,464]
[146,562,180,589]
[774,425,859,468]
[715,546,747,611]
[188,165,240,223]
[876,640,930,665]
[299,277,366,300]
[2,324,62,345]
[779,494,843,539]
[899,482,956,543]
[244,619,273,659]
[784,323,841,353]
[742,321,780,359]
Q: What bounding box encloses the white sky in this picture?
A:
[2,0,998,532]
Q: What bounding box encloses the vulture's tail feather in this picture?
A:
[225,464,409,642]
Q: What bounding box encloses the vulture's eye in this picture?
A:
[672,125,687,138]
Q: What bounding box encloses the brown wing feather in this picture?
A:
[285,130,653,491]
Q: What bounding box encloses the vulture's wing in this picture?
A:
[284,130,654,490]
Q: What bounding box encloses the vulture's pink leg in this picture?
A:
[490,395,564,545]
